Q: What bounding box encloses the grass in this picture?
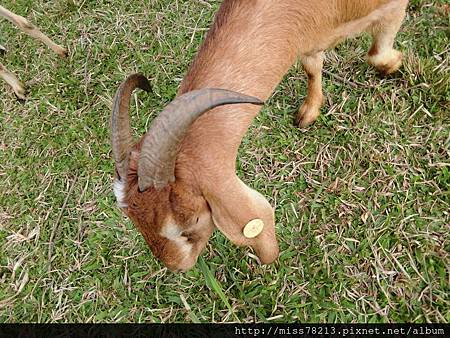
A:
[0,0,449,323]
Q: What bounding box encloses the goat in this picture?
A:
[0,4,66,99]
[111,0,408,272]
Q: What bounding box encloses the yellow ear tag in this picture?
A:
[243,219,264,238]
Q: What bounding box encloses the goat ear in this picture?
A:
[205,177,279,264]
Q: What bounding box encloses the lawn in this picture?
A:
[0,0,448,323]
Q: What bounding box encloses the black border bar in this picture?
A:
[0,323,448,338]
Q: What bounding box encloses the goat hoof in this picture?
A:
[369,49,403,75]
[13,86,27,101]
[58,48,68,58]
[15,91,27,101]
[55,46,68,58]
[296,102,320,128]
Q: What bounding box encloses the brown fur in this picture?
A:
[119,0,409,271]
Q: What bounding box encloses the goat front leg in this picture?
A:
[367,1,407,75]
[0,63,26,100]
[0,5,67,58]
[296,52,324,127]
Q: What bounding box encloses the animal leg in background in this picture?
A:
[0,63,25,100]
[296,52,324,127]
[0,5,67,98]
[0,5,67,57]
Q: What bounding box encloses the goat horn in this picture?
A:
[138,88,263,191]
[111,73,151,180]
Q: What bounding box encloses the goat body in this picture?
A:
[113,0,408,271]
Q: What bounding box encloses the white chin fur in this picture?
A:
[161,222,194,262]
[113,179,128,208]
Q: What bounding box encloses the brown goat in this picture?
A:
[112,0,409,271]
[0,4,66,99]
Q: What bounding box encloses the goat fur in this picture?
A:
[117,0,408,271]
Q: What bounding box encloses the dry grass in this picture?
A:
[0,0,448,323]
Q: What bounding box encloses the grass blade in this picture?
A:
[198,257,240,322]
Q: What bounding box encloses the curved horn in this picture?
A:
[138,88,263,191]
[111,73,151,180]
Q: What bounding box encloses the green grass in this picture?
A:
[0,0,449,323]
